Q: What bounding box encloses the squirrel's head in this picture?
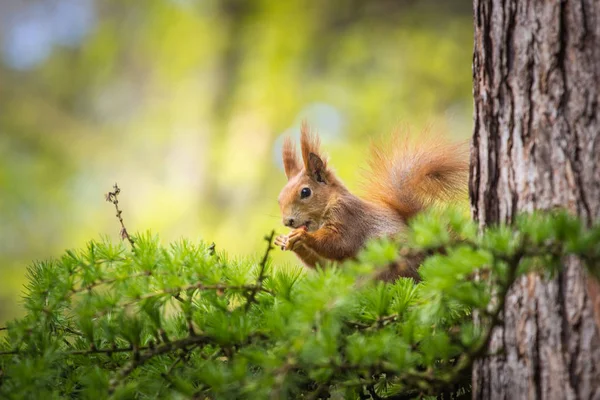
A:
[277,123,341,232]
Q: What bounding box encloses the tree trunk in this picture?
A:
[470,0,600,399]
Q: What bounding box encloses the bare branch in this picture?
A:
[105,183,135,250]
[245,230,275,311]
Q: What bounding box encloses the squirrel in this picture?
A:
[274,122,469,280]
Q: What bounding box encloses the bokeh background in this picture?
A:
[0,0,473,325]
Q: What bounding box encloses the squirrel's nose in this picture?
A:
[284,218,295,227]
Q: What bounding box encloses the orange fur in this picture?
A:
[363,133,469,220]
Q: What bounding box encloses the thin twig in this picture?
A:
[427,249,525,391]
[92,282,274,319]
[105,183,135,250]
[162,354,184,377]
[245,231,275,311]
[269,356,296,400]
[69,345,137,356]
[305,383,327,400]
[108,334,210,394]
[69,270,161,296]
[367,384,382,400]
[465,251,523,361]
[346,314,399,331]
[107,331,267,395]
[2,344,145,357]
[59,326,84,337]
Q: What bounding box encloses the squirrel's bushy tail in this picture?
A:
[363,133,469,220]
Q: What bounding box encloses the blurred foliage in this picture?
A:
[1,209,598,398]
[0,0,473,324]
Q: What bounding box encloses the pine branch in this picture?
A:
[2,210,597,398]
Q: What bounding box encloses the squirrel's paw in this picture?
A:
[274,234,289,251]
[286,228,307,251]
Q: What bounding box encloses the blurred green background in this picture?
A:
[0,0,473,325]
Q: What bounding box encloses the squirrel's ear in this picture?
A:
[282,137,301,179]
[308,152,327,183]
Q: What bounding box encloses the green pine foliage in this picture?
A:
[1,208,599,399]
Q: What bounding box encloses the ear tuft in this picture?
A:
[300,121,323,170]
[282,137,301,179]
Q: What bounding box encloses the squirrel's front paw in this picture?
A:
[286,228,307,251]
[274,234,289,250]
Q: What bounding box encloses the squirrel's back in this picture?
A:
[363,132,469,220]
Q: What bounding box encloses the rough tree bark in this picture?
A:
[470,0,600,399]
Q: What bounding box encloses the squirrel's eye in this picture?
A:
[300,187,311,199]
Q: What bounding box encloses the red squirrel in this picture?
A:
[274,122,468,278]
